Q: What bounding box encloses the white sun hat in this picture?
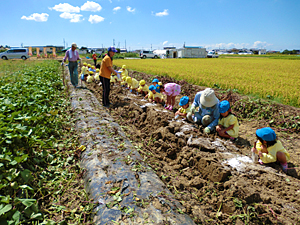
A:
[200,88,219,107]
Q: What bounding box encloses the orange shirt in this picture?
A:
[92,54,97,60]
[99,55,112,79]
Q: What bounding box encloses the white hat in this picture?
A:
[200,88,218,107]
[71,43,77,48]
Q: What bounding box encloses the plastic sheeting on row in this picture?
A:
[66,78,196,224]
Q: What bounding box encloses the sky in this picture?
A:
[1,0,300,51]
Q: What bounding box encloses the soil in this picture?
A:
[84,69,300,225]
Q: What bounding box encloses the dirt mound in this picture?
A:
[84,72,300,225]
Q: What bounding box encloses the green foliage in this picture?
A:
[0,61,95,224]
[232,97,300,133]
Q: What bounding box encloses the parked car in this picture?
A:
[0,48,30,60]
[207,51,219,58]
[140,50,158,59]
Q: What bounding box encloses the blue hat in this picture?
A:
[108,46,117,53]
[219,100,230,113]
[152,78,159,83]
[256,127,276,141]
[179,96,189,106]
[149,85,155,91]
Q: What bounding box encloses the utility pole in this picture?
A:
[63,38,65,49]
[113,39,115,47]
[151,44,152,50]
[125,40,126,49]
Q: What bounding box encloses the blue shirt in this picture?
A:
[155,84,161,93]
[192,91,220,130]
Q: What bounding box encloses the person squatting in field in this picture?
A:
[187,88,220,134]
[175,96,191,119]
[80,62,89,82]
[99,46,119,108]
[145,85,163,103]
[137,80,149,96]
[126,77,139,94]
[62,43,81,88]
[216,100,239,141]
[251,127,290,173]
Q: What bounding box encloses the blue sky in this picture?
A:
[1,0,299,51]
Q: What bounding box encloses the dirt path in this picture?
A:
[84,70,300,225]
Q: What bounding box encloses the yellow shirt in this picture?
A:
[218,114,239,138]
[99,55,112,79]
[148,91,154,100]
[120,69,128,77]
[255,140,290,164]
[152,92,162,100]
[110,75,117,83]
[178,105,191,115]
[81,66,88,75]
[138,84,149,92]
[130,78,139,89]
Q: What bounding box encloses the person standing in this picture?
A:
[63,43,80,88]
[99,46,118,107]
[92,52,97,67]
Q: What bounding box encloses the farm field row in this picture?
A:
[0,60,94,224]
[114,58,300,107]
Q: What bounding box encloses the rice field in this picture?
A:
[114,58,300,107]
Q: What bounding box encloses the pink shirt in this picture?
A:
[63,49,80,62]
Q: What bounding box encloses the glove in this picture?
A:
[61,62,64,66]
[204,127,211,134]
[190,106,196,114]
[187,112,193,122]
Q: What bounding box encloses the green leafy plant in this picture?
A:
[0,60,95,224]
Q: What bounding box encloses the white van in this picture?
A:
[0,48,30,60]
[207,51,219,58]
[140,50,158,59]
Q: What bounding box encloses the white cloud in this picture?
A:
[113,6,121,13]
[21,13,49,22]
[253,41,272,48]
[126,6,135,13]
[81,1,102,12]
[163,41,168,45]
[60,12,83,22]
[204,41,273,50]
[155,9,168,17]
[88,15,105,24]
[49,3,80,13]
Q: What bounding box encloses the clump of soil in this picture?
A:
[85,71,300,225]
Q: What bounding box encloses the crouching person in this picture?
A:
[187,88,220,134]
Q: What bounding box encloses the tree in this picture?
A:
[282,49,291,54]
[291,50,298,55]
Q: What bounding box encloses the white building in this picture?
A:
[259,49,267,55]
[177,46,206,58]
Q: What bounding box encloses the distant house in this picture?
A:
[120,48,127,53]
[177,46,206,58]
[259,49,267,55]
[24,45,64,53]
